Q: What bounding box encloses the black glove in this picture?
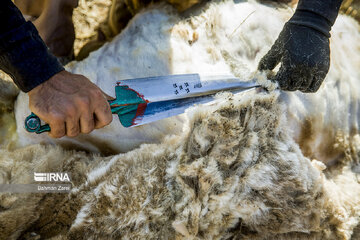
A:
[258,0,343,92]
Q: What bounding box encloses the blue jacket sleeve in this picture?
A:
[0,0,64,92]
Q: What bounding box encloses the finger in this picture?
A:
[288,67,313,91]
[304,71,327,93]
[94,101,112,129]
[80,111,95,134]
[47,114,66,138]
[258,41,283,71]
[66,118,81,137]
[75,95,95,134]
[298,74,314,92]
[296,65,314,92]
[273,64,293,91]
[101,90,115,101]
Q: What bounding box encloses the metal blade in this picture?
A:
[116,74,260,103]
[118,86,260,128]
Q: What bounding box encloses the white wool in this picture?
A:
[14,1,360,164]
[1,0,360,239]
[86,155,119,183]
[72,203,92,228]
[321,165,360,239]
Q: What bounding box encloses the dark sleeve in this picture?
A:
[296,0,343,25]
[289,0,343,37]
[0,0,64,92]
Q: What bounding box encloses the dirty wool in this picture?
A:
[1,0,360,239]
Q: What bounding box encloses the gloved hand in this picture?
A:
[258,0,343,93]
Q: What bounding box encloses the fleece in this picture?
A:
[0,0,360,239]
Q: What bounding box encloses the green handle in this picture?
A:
[24,85,148,133]
[25,113,51,134]
[24,101,113,134]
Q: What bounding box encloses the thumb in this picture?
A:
[101,90,115,101]
[258,40,283,71]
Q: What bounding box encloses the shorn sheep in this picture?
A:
[0,0,360,239]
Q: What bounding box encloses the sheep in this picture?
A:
[13,0,360,162]
[0,0,360,239]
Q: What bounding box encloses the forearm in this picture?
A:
[0,0,64,92]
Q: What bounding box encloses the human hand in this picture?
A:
[28,70,112,138]
[258,22,330,93]
[258,0,344,93]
